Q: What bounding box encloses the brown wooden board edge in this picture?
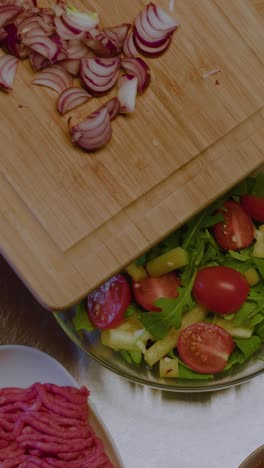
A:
[1,105,264,311]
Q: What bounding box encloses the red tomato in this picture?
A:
[192,266,249,315]
[86,274,132,330]
[213,200,254,251]
[177,323,235,374]
[241,195,264,223]
[132,273,180,311]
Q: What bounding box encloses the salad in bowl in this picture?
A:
[54,172,264,390]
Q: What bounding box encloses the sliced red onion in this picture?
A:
[83,23,130,58]
[32,64,73,93]
[117,74,138,113]
[18,15,55,39]
[54,16,84,40]
[66,39,89,59]
[147,2,178,32]
[0,26,6,40]
[121,57,150,94]
[62,6,99,33]
[22,34,60,62]
[133,2,178,57]
[60,58,80,76]
[69,106,112,152]
[29,51,50,70]
[57,86,91,115]
[96,97,120,121]
[133,28,172,57]
[80,56,120,96]
[123,29,137,57]
[0,53,18,91]
[0,4,23,29]
[1,22,30,58]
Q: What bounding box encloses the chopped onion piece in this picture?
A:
[0,4,23,29]
[80,56,120,96]
[62,6,99,33]
[60,58,80,76]
[134,28,172,57]
[0,26,6,40]
[97,96,120,120]
[70,106,112,152]
[57,86,91,115]
[0,53,18,91]
[32,64,73,93]
[147,2,178,32]
[117,74,138,113]
[66,39,89,59]
[123,29,137,57]
[54,16,84,40]
[29,51,50,71]
[23,34,61,62]
[202,68,221,78]
[121,57,150,94]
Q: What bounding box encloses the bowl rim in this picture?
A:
[53,312,264,393]
[239,445,264,467]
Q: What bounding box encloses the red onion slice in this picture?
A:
[147,2,178,32]
[62,6,99,33]
[66,39,89,59]
[123,29,137,57]
[133,28,172,57]
[102,23,130,55]
[22,35,60,62]
[0,53,18,91]
[57,86,91,115]
[97,96,120,121]
[70,106,112,152]
[80,56,120,96]
[32,64,73,93]
[54,16,84,40]
[0,4,23,29]
[0,27,6,41]
[29,51,50,70]
[60,58,80,76]
[117,74,138,113]
[121,57,150,94]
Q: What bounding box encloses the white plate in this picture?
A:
[0,344,124,468]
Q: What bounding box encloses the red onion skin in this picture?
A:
[0,5,24,29]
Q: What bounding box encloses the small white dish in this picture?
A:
[0,344,124,468]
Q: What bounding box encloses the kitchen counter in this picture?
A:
[1,255,264,468]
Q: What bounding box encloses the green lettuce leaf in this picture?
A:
[234,336,262,360]
[178,362,212,380]
[73,302,95,332]
[119,350,142,366]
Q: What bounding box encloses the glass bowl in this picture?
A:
[54,308,264,392]
[239,445,264,468]
[54,166,264,393]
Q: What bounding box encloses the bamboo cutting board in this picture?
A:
[1,0,264,309]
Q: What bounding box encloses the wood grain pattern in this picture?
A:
[1,0,264,309]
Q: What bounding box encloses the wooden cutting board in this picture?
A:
[1,0,264,309]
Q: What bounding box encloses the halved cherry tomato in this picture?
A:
[213,200,254,251]
[86,274,131,330]
[241,195,264,223]
[132,273,180,311]
[192,266,249,315]
[177,323,235,374]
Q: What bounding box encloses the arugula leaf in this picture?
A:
[228,249,251,262]
[125,303,142,318]
[178,362,212,380]
[251,173,264,197]
[230,177,254,197]
[119,350,142,366]
[138,272,196,340]
[253,257,264,279]
[249,313,264,328]
[135,254,146,266]
[255,321,264,340]
[233,302,256,326]
[222,258,253,274]
[199,213,224,228]
[224,349,245,371]
[234,336,262,360]
[73,302,95,332]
